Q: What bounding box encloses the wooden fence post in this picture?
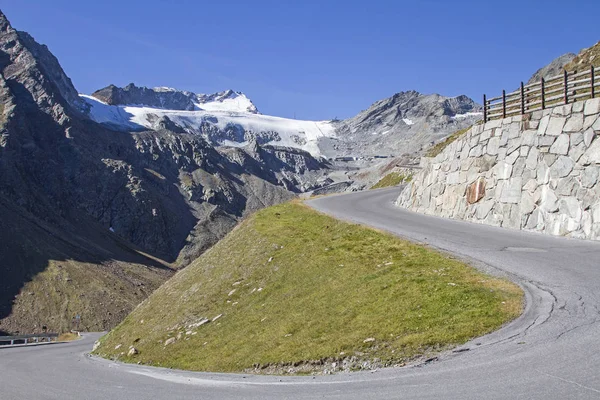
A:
[502,90,506,118]
[564,70,569,104]
[541,78,546,109]
[520,82,525,114]
[592,66,595,99]
[483,94,487,122]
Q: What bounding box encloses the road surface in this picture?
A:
[1,187,599,399]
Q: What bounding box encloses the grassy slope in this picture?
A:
[0,198,173,334]
[371,172,413,189]
[95,202,522,374]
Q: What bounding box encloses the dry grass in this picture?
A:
[371,172,413,189]
[426,126,472,158]
[565,41,600,72]
[58,332,80,342]
[3,259,171,334]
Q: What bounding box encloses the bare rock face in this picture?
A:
[0,9,324,333]
[0,11,80,122]
[563,41,600,74]
[526,53,576,84]
[92,84,197,110]
[398,98,600,242]
[467,177,486,204]
[91,85,260,114]
[330,91,482,158]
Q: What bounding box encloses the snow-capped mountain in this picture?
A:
[82,86,335,156]
[82,85,482,160]
[90,84,260,114]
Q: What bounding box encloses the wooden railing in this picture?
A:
[0,333,58,346]
[484,66,600,122]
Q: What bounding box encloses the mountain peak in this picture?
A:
[527,53,577,84]
[89,84,259,114]
[91,84,197,110]
[0,10,82,114]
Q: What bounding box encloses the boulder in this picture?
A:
[526,147,540,170]
[495,162,513,180]
[563,114,584,132]
[545,117,566,136]
[486,137,500,155]
[581,138,600,165]
[540,187,559,213]
[569,143,586,163]
[505,150,520,165]
[537,115,550,135]
[550,156,574,178]
[581,166,599,188]
[559,197,582,221]
[466,177,486,204]
[584,98,600,116]
[549,134,569,155]
[536,162,550,185]
[525,209,544,230]
[475,199,495,220]
[584,128,596,148]
[499,178,522,204]
[556,176,579,196]
[520,191,536,215]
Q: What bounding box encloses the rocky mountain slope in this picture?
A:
[564,41,600,72]
[91,84,259,114]
[82,86,482,161]
[525,41,600,85]
[526,53,576,84]
[0,10,326,334]
[323,91,482,158]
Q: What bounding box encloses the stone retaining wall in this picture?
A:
[397,98,600,240]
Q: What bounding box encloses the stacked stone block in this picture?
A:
[397,98,600,240]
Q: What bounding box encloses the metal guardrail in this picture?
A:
[0,333,59,346]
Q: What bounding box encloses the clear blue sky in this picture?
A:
[3,1,599,120]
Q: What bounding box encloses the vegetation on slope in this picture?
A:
[565,41,600,72]
[94,202,522,374]
[0,199,173,334]
[371,172,413,189]
[425,126,472,158]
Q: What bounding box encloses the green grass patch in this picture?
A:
[426,126,472,158]
[371,172,413,189]
[94,202,522,374]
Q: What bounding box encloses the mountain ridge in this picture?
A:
[82,84,482,160]
[0,9,326,334]
[91,83,260,114]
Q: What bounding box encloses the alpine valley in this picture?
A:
[0,8,482,334]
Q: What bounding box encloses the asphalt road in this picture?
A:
[2,187,600,399]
